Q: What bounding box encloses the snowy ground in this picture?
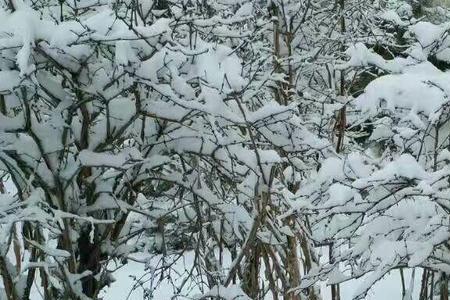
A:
[100,252,421,300]
[0,247,422,299]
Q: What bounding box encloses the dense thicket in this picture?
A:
[0,1,450,299]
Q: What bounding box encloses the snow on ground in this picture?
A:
[101,262,421,300]
[99,252,421,300]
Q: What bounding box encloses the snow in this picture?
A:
[324,184,355,207]
[355,65,450,122]
[410,21,450,47]
[0,114,23,131]
[115,41,138,66]
[353,154,430,188]
[93,254,423,300]
[25,240,70,258]
[379,10,407,26]
[235,3,254,17]
[199,285,251,300]
[339,43,411,72]
[79,148,142,169]
[436,47,450,62]
[0,71,20,92]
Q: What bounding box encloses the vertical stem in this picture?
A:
[420,270,429,300]
[441,273,448,300]
[0,95,6,115]
[263,249,279,300]
[273,6,282,105]
[400,268,406,298]
[0,256,18,300]
[286,216,301,300]
[430,272,435,300]
[330,244,337,300]
[0,176,18,300]
[332,1,346,299]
